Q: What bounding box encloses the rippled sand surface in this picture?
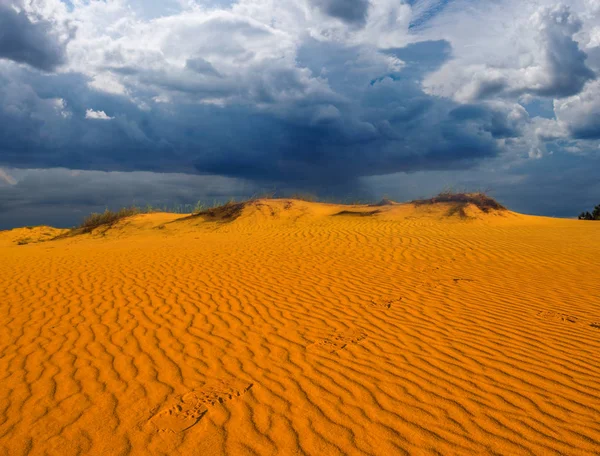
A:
[1,200,599,455]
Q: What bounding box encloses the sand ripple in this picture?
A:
[1,201,599,455]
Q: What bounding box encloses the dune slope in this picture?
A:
[1,199,599,455]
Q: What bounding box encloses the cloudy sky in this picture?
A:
[0,0,599,228]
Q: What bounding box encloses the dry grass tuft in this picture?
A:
[333,210,381,217]
[52,207,142,239]
[192,201,246,222]
[78,207,141,233]
[412,192,506,215]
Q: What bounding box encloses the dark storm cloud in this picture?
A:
[0,168,252,229]
[366,149,600,219]
[567,103,600,140]
[2,0,600,230]
[310,0,370,25]
[532,12,596,99]
[448,105,522,139]
[0,37,518,193]
[0,0,67,71]
[0,40,522,192]
[480,152,600,218]
[570,123,600,140]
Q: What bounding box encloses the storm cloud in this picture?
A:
[0,0,67,71]
[0,167,252,229]
[0,39,513,188]
[0,0,599,228]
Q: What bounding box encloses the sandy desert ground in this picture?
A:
[1,198,599,455]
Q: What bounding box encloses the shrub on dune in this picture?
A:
[578,205,600,220]
[79,207,141,233]
[411,192,506,213]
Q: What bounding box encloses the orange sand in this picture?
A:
[1,199,599,455]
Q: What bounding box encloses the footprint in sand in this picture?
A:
[590,322,600,329]
[308,329,367,354]
[452,278,475,284]
[150,378,253,433]
[422,278,475,289]
[536,310,578,324]
[369,296,402,309]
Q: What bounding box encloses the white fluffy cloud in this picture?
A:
[423,2,597,103]
[10,0,410,109]
[85,109,114,120]
[16,0,598,126]
[555,79,600,139]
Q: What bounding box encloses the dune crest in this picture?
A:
[1,199,599,455]
[0,225,68,247]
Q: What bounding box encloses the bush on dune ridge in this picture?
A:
[75,201,227,233]
[578,205,600,220]
[411,191,506,213]
[192,200,246,221]
[68,191,506,236]
[78,207,141,233]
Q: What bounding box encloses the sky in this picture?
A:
[0,0,599,228]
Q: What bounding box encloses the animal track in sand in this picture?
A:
[308,329,367,353]
[452,278,475,283]
[151,395,208,433]
[536,312,600,331]
[369,296,403,309]
[418,277,476,291]
[536,310,579,324]
[150,379,253,433]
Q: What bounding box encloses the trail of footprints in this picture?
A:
[150,378,254,433]
[147,281,458,436]
[147,291,395,435]
[536,310,600,329]
[369,295,403,309]
[536,310,579,323]
[148,325,371,435]
[147,286,392,434]
[308,329,368,354]
[147,279,480,437]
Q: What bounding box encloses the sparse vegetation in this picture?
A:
[193,200,206,214]
[78,207,141,233]
[55,191,509,238]
[191,200,246,221]
[412,192,506,214]
[333,210,381,217]
[578,205,600,220]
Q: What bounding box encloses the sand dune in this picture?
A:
[1,199,599,455]
[0,226,68,248]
